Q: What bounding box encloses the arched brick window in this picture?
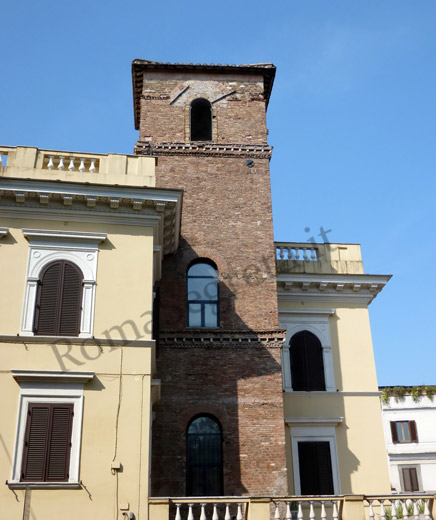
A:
[187,260,219,328]
[34,260,83,336]
[190,98,212,141]
[290,330,326,391]
[186,415,223,496]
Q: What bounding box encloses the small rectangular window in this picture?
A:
[402,467,419,492]
[21,403,74,482]
[390,421,418,443]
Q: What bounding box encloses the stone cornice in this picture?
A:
[159,329,286,345]
[0,178,182,254]
[277,273,391,304]
[135,141,273,159]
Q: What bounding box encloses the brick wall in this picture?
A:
[136,66,288,497]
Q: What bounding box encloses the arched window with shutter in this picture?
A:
[290,330,326,391]
[186,415,223,496]
[190,98,212,141]
[34,260,83,336]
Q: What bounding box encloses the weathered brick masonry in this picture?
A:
[133,60,288,496]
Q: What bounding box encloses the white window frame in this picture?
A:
[20,229,106,338]
[10,370,94,487]
[290,423,341,495]
[280,309,336,392]
[399,464,422,492]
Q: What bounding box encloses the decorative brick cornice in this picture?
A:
[159,329,286,346]
[134,141,273,159]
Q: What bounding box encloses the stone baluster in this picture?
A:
[0,154,3,166]
[79,157,86,172]
[295,248,301,260]
[297,501,303,520]
[68,157,75,171]
[188,504,194,520]
[309,502,315,520]
[278,247,284,260]
[402,499,409,519]
[380,500,386,520]
[424,499,431,520]
[368,500,375,520]
[212,504,219,520]
[310,248,317,260]
[391,500,398,520]
[320,502,326,520]
[303,247,309,260]
[58,156,65,170]
[200,503,206,520]
[225,504,231,520]
[332,501,339,520]
[285,502,292,520]
[175,504,181,520]
[413,500,420,519]
[89,158,96,172]
[274,503,280,520]
[286,247,291,260]
[237,503,243,520]
[47,155,54,170]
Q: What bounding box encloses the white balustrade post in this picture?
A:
[380,501,386,520]
[368,501,375,520]
[58,156,65,170]
[413,500,419,519]
[320,502,326,520]
[200,504,206,520]
[424,499,431,520]
[303,247,309,260]
[79,157,86,172]
[225,504,231,520]
[237,504,243,520]
[89,158,96,172]
[297,502,303,520]
[188,504,194,520]
[212,504,219,520]
[309,502,315,520]
[332,501,339,520]
[402,500,409,520]
[274,503,280,520]
[68,157,75,171]
[47,155,54,170]
[392,500,398,520]
[175,504,182,520]
[285,502,292,520]
[278,246,284,260]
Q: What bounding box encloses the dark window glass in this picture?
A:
[290,331,326,391]
[34,260,83,336]
[21,403,74,482]
[298,441,334,495]
[190,98,212,141]
[187,415,223,496]
[187,261,218,328]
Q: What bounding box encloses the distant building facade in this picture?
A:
[381,389,436,493]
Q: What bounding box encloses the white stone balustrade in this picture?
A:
[45,153,98,173]
[174,502,246,520]
[276,244,319,261]
[274,500,341,520]
[366,497,432,520]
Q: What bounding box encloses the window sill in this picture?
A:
[7,481,81,489]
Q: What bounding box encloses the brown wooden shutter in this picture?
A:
[402,467,419,492]
[21,403,74,482]
[410,420,419,442]
[21,404,50,481]
[34,261,83,336]
[59,263,83,336]
[390,421,399,443]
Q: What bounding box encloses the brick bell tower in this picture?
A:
[132,60,288,496]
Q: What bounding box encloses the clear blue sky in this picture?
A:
[1,1,435,385]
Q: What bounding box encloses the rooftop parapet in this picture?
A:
[276,242,365,275]
[0,146,155,187]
